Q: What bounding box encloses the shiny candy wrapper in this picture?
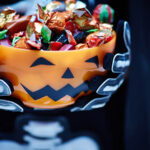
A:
[0,8,16,30]
[37,4,49,23]
[45,1,66,13]
[65,0,76,11]
[65,21,75,33]
[100,23,113,31]
[26,40,41,50]
[12,36,21,46]
[66,30,77,45]
[71,8,96,30]
[56,31,68,44]
[93,4,114,23]
[46,12,66,33]
[5,16,31,36]
[45,1,61,13]
[26,16,43,40]
[49,41,63,51]
[74,31,88,43]
[87,35,104,48]
[41,24,52,43]
[15,36,31,49]
[11,31,25,40]
[0,30,8,40]
[59,44,75,51]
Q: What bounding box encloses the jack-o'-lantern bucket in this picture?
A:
[0,32,116,109]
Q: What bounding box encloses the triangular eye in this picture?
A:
[30,57,54,67]
[86,56,99,68]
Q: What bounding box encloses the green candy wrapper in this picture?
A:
[86,29,99,33]
[0,30,8,40]
[41,24,52,43]
[12,36,21,46]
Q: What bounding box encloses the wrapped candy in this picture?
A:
[56,31,68,44]
[65,30,77,45]
[0,30,8,40]
[74,31,88,43]
[26,40,41,50]
[99,23,113,31]
[45,1,66,13]
[86,29,99,34]
[65,21,75,33]
[0,8,16,30]
[0,1,115,52]
[12,36,21,46]
[41,24,52,43]
[45,1,61,13]
[5,16,31,36]
[59,44,75,51]
[65,0,76,11]
[49,42,63,51]
[46,12,66,33]
[93,4,114,23]
[15,36,31,49]
[87,35,104,48]
[71,8,97,30]
[11,31,25,40]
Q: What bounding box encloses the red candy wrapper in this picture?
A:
[87,35,104,48]
[93,4,114,23]
[59,44,75,51]
[49,42,63,51]
[66,30,77,45]
[65,21,75,33]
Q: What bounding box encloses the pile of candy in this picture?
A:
[0,0,114,51]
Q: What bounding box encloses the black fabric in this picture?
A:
[125,0,150,150]
[103,53,114,70]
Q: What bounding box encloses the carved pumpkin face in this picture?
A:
[0,33,116,109]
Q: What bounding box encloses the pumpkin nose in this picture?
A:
[62,68,74,79]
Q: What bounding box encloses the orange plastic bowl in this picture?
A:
[0,32,116,109]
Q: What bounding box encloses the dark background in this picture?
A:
[0,0,149,150]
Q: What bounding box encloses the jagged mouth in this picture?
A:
[21,82,89,101]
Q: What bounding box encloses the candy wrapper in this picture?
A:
[46,12,66,33]
[0,8,16,30]
[5,15,31,36]
[45,1,66,13]
[93,4,114,23]
[15,36,31,49]
[65,0,76,11]
[41,24,52,43]
[71,8,97,30]
[0,30,8,40]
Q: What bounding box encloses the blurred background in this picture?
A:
[0,0,149,150]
